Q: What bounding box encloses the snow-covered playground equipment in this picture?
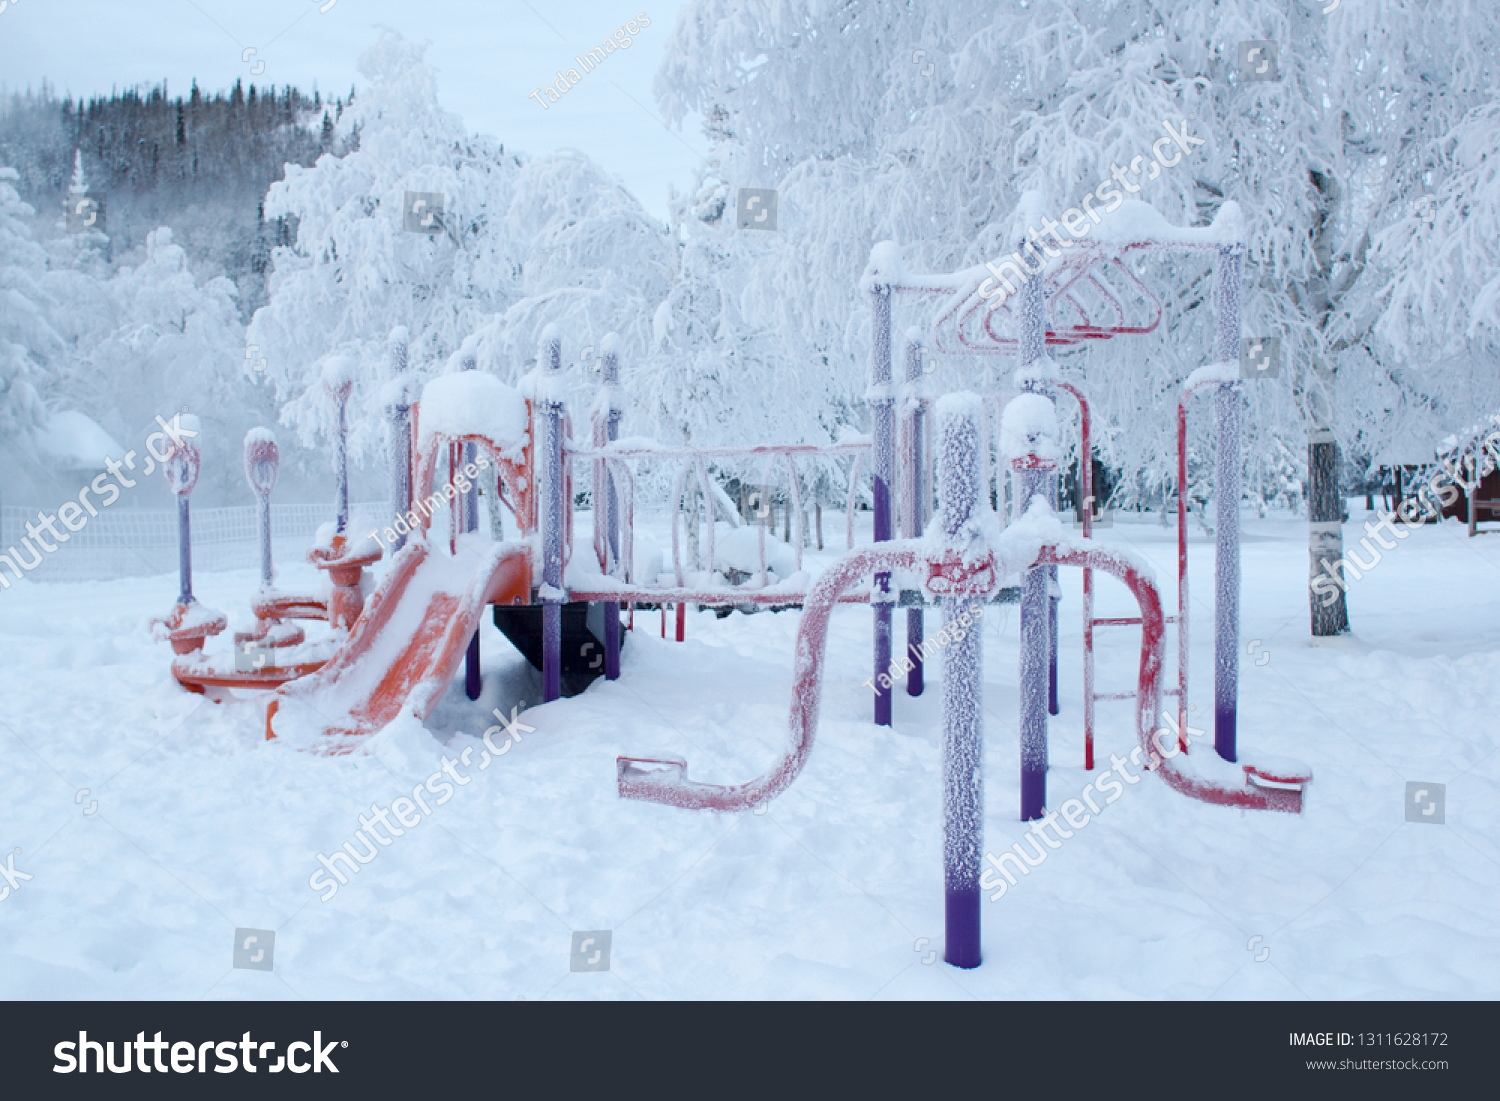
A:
[152,196,1308,966]
[619,197,1309,967]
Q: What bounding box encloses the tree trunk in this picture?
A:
[1308,430,1349,635]
[1304,168,1351,637]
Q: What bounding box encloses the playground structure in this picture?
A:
[620,196,1310,966]
[152,196,1310,969]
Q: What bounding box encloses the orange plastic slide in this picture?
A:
[266,537,531,744]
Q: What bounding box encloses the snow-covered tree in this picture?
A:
[249,29,674,474]
[78,227,273,502]
[654,0,1500,635]
[41,152,117,391]
[250,28,525,464]
[0,166,57,449]
[49,151,112,277]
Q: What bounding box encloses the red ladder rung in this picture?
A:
[1092,687,1182,704]
[1090,614,1179,627]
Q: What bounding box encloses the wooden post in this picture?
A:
[1469,439,1479,537]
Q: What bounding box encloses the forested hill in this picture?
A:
[0,80,354,315]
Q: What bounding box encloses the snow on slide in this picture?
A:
[268,533,530,745]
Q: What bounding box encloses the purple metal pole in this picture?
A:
[540,326,565,704]
[601,334,623,682]
[257,491,272,589]
[243,429,279,591]
[321,357,354,536]
[334,397,349,535]
[1214,246,1244,762]
[1048,564,1059,716]
[937,394,984,969]
[387,328,413,551]
[903,330,925,697]
[1015,246,1051,821]
[1018,464,1050,822]
[176,495,194,606]
[870,283,894,726]
[460,352,482,700]
[164,416,203,607]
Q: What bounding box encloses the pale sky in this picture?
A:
[0,0,707,220]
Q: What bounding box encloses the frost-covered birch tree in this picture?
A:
[654,0,1500,636]
[248,29,674,476]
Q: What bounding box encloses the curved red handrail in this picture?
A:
[617,543,921,810]
[618,533,1306,814]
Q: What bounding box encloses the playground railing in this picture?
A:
[0,502,387,583]
[562,439,875,606]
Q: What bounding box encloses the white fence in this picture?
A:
[0,502,387,582]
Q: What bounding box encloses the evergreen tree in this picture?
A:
[0,167,58,448]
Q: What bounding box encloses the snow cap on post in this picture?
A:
[600,331,622,381]
[1010,190,1050,251]
[444,332,482,374]
[597,331,625,413]
[388,326,410,366]
[1000,392,1060,470]
[532,323,567,407]
[163,413,203,497]
[243,426,279,496]
[321,354,356,405]
[539,324,562,372]
[1210,200,1247,248]
[859,240,905,293]
[382,331,422,410]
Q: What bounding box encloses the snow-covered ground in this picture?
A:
[1,504,1497,999]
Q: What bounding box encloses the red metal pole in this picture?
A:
[1057,381,1093,768]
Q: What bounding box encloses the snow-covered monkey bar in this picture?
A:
[863,193,1310,823]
